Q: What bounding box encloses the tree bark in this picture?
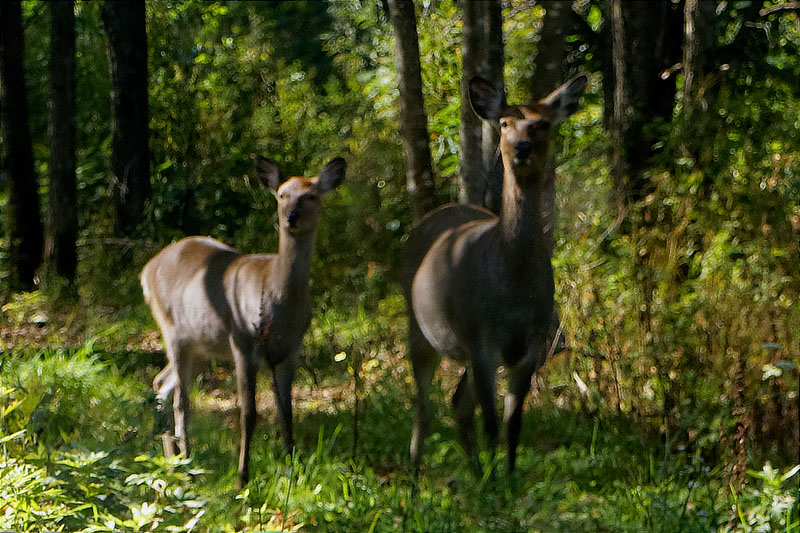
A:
[681,0,718,170]
[101,0,150,236]
[533,1,571,259]
[482,0,504,215]
[606,0,683,212]
[532,1,568,100]
[682,0,715,114]
[535,1,570,354]
[46,0,78,286]
[0,1,44,290]
[458,0,488,207]
[387,0,437,224]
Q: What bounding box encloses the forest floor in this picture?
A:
[1,291,797,532]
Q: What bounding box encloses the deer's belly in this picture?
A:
[186,337,232,361]
[413,278,552,363]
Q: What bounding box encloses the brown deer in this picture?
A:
[141,156,346,488]
[402,74,586,473]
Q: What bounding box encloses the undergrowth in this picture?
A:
[0,293,797,532]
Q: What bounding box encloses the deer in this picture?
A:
[140,156,346,488]
[402,74,586,474]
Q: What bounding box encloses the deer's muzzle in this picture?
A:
[514,141,532,161]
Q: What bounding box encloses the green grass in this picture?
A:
[1,293,797,532]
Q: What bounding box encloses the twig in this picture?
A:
[759,2,800,16]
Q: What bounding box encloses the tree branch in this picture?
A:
[759,2,800,16]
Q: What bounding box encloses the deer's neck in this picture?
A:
[499,165,546,271]
[271,228,316,296]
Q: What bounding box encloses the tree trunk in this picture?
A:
[681,0,718,170]
[535,1,570,355]
[101,0,150,236]
[533,0,570,260]
[46,0,78,287]
[482,0,504,215]
[458,0,487,207]
[606,0,683,212]
[682,0,715,114]
[0,0,44,291]
[532,1,568,100]
[387,0,437,224]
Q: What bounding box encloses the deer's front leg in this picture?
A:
[503,338,544,472]
[272,356,296,453]
[471,345,499,465]
[233,340,259,489]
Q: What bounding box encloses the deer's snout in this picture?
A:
[514,141,532,161]
[287,209,300,227]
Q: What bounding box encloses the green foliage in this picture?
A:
[1,291,798,531]
[730,463,800,532]
[3,0,799,530]
[0,338,206,532]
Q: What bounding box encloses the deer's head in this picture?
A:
[469,74,587,185]
[255,156,347,236]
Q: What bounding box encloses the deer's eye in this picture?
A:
[499,120,509,129]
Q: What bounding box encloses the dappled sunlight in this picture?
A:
[1,0,798,531]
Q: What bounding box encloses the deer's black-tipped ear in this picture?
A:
[253,155,282,192]
[469,76,505,123]
[540,73,587,124]
[317,157,346,195]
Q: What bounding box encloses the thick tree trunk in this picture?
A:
[46,0,78,285]
[482,0,504,215]
[532,1,568,100]
[535,1,570,355]
[533,1,570,260]
[0,1,44,290]
[606,0,682,211]
[458,0,487,207]
[387,0,437,224]
[101,0,150,236]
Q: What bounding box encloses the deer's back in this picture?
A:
[402,203,495,295]
[141,236,255,357]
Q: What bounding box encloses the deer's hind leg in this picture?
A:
[408,316,440,472]
[452,367,480,474]
[152,330,194,460]
[471,346,499,470]
[153,361,178,459]
[171,343,196,459]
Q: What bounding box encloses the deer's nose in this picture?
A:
[287,209,300,226]
[514,141,532,160]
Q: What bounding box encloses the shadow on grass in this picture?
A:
[177,372,728,532]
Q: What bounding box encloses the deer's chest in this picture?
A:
[257,298,312,365]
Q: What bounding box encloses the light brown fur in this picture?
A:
[141,157,346,487]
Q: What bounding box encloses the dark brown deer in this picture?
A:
[141,156,346,488]
[402,74,586,473]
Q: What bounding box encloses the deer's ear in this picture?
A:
[254,155,283,192]
[469,76,505,123]
[540,73,587,124]
[317,157,346,195]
